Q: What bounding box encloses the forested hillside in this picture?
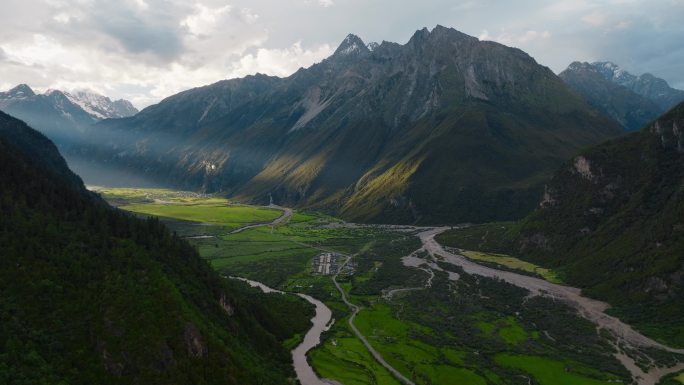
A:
[0,111,312,384]
[438,102,684,346]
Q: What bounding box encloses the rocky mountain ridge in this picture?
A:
[560,61,684,131]
[0,84,137,148]
[75,25,621,224]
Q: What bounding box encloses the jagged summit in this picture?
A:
[367,41,379,51]
[408,25,475,46]
[0,84,139,148]
[333,33,369,56]
[67,89,138,119]
[560,61,663,131]
[0,84,138,120]
[5,84,35,98]
[591,61,636,84]
[562,61,684,112]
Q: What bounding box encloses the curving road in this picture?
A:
[230,205,293,234]
[332,256,416,385]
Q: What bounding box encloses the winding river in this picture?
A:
[230,277,339,385]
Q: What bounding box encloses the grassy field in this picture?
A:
[477,316,529,345]
[121,203,280,228]
[677,372,684,384]
[310,322,403,385]
[494,354,620,385]
[461,250,562,283]
[92,186,227,204]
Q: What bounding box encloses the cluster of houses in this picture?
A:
[312,252,339,275]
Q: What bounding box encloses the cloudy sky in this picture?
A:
[1,0,682,108]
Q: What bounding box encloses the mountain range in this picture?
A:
[0,110,311,384]
[73,26,621,224]
[0,84,137,148]
[560,61,684,131]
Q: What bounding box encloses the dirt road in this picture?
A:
[332,256,416,385]
[230,205,293,234]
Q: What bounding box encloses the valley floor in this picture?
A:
[94,187,684,385]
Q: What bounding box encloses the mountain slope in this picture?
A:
[441,103,684,346]
[0,85,138,147]
[560,62,663,131]
[513,102,684,345]
[560,61,684,132]
[592,61,684,111]
[0,110,311,384]
[78,26,621,224]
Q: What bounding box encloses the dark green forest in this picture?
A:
[0,111,313,385]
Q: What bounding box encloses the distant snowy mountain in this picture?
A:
[589,62,684,111]
[560,61,684,131]
[0,84,138,148]
[65,89,138,119]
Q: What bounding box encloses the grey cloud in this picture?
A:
[45,0,191,63]
[96,13,184,61]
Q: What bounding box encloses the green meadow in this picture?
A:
[494,354,620,385]
[462,250,563,283]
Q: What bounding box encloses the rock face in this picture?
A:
[0,84,138,148]
[183,323,208,358]
[513,101,684,344]
[78,25,620,224]
[560,61,684,131]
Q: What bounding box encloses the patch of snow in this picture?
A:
[340,42,361,55]
[61,89,138,119]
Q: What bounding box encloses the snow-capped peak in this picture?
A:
[3,84,35,99]
[334,34,369,56]
[63,89,138,119]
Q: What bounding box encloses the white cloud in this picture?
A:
[486,30,551,46]
[614,20,632,30]
[300,0,334,7]
[229,41,333,78]
[240,8,259,24]
[181,3,232,36]
[582,11,607,26]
